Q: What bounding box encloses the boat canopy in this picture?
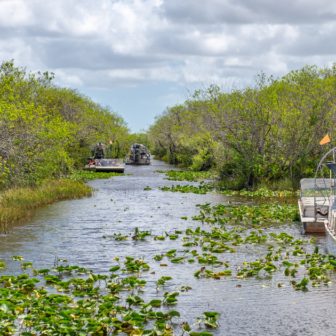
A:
[323,162,336,175]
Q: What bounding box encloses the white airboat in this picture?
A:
[84,142,125,173]
[299,147,336,249]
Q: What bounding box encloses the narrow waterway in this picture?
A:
[0,159,335,335]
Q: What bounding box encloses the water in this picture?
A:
[0,159,334,335]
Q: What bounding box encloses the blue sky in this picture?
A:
[81,82,190,132]
[1,0,336,132]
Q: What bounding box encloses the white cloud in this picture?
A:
[0,0,336,91]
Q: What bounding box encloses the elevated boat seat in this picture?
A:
[303,206,329,218]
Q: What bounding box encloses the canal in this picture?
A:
[0,159,334,335]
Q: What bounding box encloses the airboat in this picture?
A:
[299,147,336,234]
[84,142,125,173]
[125,143,152,165]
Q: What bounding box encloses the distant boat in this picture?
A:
[84,142,125,173]
[125,143,152,165]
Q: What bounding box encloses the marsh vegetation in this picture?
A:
[149,65,336,189]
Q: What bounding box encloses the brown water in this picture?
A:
[0,159,334,336]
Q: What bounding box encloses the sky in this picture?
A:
[1,0,336,132]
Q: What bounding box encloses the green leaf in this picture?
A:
[168,310,180,318]
[149,299,162,307]
[109,266,120,272]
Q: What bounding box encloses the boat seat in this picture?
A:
[303,206,329,218]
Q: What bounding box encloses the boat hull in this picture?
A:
[95,167,124,173]
[303,221,325,233]
[84,158,125,173]
[84,166,125,173]
[325,223,336,255]
[299,199,326,233]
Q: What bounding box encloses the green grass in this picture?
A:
[0,180,92,226]
[0,170,128,227]
[256,178,299,191]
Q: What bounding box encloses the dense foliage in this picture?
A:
[0,60,130,188]
[149,65,336,188]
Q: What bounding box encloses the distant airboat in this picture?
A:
[125,143,152,165]
[84,142,125,173]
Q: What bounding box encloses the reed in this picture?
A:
[0,180,92,227]
[256,178,299,191]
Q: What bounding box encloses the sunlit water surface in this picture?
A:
[0,159,334,336]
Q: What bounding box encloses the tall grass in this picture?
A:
[219,177,299,192]
[0,180,92,227]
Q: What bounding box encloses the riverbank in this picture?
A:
[0,180,92,228]
[0,170,129,228]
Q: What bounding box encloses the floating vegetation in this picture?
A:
[159,182,215,194]
[197,312,220,328]
[11,255,24,261]
[159,181,299,199]
[21,262,33,269]
[111,233,129,240]
[144,186,152,190]
[133,227,151,240]
[155,170,217,182]
[192,202,300,225]
[0,255,215,336]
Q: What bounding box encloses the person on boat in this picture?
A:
[89,158,95,166]
[97,142,104,159]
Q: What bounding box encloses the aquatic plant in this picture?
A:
[133,227,151,240]
[11,255,24,261]
[155,170,217,182]
[159,182,215,194]
[192,202,300,225]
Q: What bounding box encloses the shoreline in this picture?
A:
[0,180,92,228]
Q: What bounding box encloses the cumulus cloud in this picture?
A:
[0,0,335,90]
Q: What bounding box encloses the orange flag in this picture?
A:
[320,134,330,145]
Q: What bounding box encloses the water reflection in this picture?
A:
[0,159,332,335]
